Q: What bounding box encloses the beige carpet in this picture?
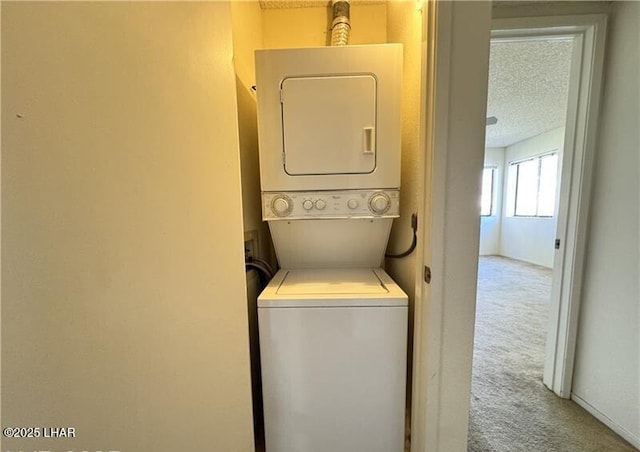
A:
[468,256,636,452]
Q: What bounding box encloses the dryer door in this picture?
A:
[281,75,377,176]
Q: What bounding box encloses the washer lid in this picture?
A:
[258,268,408,308]
[276,268,388,295]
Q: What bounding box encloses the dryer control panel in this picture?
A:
[262,189,399,220]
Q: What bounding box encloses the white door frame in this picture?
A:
[410,8,608,452]
[489,14,608,399]
[410,2,492,451]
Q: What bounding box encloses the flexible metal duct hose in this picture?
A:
[330,0,351,46]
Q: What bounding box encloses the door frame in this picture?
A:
[489,14,608,399]
[410,8,608,452]
[410,2,492,451]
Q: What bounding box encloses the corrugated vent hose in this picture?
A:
[330,0,351,46]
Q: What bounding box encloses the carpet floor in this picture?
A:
[468,256,636,452]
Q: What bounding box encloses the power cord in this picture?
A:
[385,213,418,259]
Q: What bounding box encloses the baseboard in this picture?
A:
[571,392,640,449]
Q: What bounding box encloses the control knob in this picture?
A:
[271,195,293,217]
[347,199,359,209]
[302,199,314,210]
[315,199,326,210]
[369,192,391,215]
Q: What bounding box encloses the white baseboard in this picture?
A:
[571,392,640,449]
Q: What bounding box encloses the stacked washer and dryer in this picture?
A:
[255,44,407,452]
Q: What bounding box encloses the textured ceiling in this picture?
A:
[485,39,574,148]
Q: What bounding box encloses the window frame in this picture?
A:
[508,151,558,218]
[480,166,496,217]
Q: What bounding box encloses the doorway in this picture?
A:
[487,16,608,402]
[467,22,630,451]
[411,7,609,452]
[470,35,573,448]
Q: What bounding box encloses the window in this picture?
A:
[506,153,558,217]
[481,167,495,216]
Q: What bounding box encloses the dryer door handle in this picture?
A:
[363,126,375,155]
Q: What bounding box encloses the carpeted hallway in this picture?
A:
[468,256,636,452]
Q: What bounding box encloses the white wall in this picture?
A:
[479,147,505,255]
[1,3,254,451]
[499,127,565,267]
[572,1,640,446]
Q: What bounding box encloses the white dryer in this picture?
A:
[255,44,402,192]
[255,44,403,269]
[258,268,408,452]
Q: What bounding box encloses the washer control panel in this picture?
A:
[263,189,400,220]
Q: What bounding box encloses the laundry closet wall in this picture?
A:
[262,3,387,47]
[2,2,254,451]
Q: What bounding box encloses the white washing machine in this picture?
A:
[255,44,407,452]
[258,268,407,452]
